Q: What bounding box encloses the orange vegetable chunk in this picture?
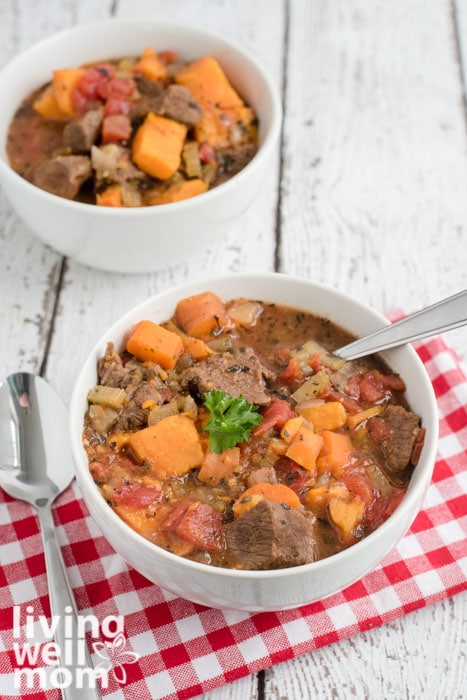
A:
[147,178,208,205]
[285,426,323,475]
[175,55,244,110]
[52,68,85,116]
[133,47,168,80]
[96,184,123,207]
[328,496,365,544]
[198,447,241,485]
[33,85,69,121]
[233,482,301,517]
[175,291,229,338]
[128,414,203,479]
[132,113,187,180]
[126,320,183,369]
[297,401,347,431]
[317,430,353,473]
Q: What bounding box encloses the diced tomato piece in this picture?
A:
[274,456,314,494]
[341,465,375,505]
[71,87,97,116]
[364,489,405,530]
[350,370,404,405]
[278,357,304,385]
[253,398,296,437]
[77,67,109,100]
[104,97,131,116]
[101,115,132,143]
[113,481,162,508]
[158,50,178,65]
[162,499,224,552]
[198,141,217,164]
[98,77,135,100]
[274,347,291,366]
[308,352,322,373]
[319,387,362,414]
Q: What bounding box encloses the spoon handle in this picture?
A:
[336,289,467,361]
[37,503,102,699]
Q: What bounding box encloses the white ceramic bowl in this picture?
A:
[0,19,281,273]
[69,273,438,611]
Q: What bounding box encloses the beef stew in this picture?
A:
[82,292,425,570]
[7,49,258,207]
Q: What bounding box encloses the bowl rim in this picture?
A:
[69,272,439,582]
[0,16,282,215]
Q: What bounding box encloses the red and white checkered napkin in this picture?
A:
[1,335,466,700]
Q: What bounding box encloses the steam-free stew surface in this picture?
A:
[7,50,258,207]
[82,293,425,569]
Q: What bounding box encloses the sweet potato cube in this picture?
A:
[133,48,168,80]
[175,55,244,110]
[328,496,365,544]
[175,291,230,338]
[52,68,85,116]
[297,401,347,431]
[33,85,69,121]
[147,178,208,205]
[132,113,187,180]
[128,414,204,479]
[126,320,183,369]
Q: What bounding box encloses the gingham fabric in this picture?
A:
[0,334,466,700]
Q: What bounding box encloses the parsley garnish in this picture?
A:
[203,390,262,453]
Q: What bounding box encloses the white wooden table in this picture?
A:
[1,1,466,697]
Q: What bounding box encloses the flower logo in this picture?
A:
[92,632,140,685]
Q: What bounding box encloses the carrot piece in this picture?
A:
[316,431,353,473]
[52,68,85,116]
[296,401,347,431]
[175,55,244,110]
[233,482,301,517]
[132,113,187,180]
[147,178,208,205]
[126,320,183,369]
[33,85,69,121]
[175,291,230,338]
[96,184,123,207]
[133,47,168,80]
[328,496,365,544]
[197,446,241,485]
[285,426,323,475]
[128,414,203,479]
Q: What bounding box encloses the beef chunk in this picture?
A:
[32,155,91,199]
[225,499,317,569]
[134,75,165,98]
[63,108,103,152]
[369,404,423,475]
[154,85,203,127]
[183,347,275,406]
[213,144,257,186]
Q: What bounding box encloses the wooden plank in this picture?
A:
[279,0,467,356]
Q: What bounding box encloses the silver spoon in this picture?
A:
[336,289,467,361]
[0,373,101,699]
